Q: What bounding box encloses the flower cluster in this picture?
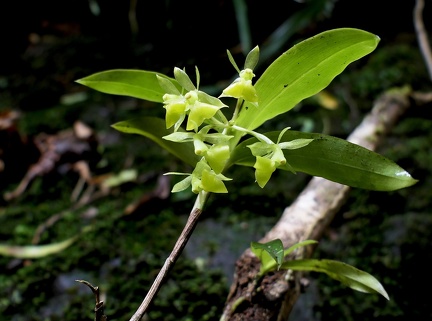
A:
[163,125,233,174]
[159,46,312,195]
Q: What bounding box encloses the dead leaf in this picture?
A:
[4,120,100,201]
[124,174,170,215]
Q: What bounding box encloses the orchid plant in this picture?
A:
[77,28,417,320]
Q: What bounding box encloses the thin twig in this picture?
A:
[414,0,432,80]
[129,193,208,321]
[76,280,108,321]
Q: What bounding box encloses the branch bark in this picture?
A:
[129,192,209,321]
[221,87,413,321]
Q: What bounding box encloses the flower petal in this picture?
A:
[172,176,192,193]
[206,144,230,173]
[201,169,228,193]
[164,102,187,128]
[254,156,276,188]
[187,102,221,131]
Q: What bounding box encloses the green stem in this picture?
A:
[231,125,274,144]
[230,98,244,123]
[216,109,229,126]
[207,116,228,132]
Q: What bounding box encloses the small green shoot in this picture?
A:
[251,239,389,300]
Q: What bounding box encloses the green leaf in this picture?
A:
[229,131,417,191]
[254,239,318,276]
[76,69,180,103]
[251,239,284,270]
[112,117,199,167]
[281,259,389,300]
[283,239,318,257]
[236,28,380,130]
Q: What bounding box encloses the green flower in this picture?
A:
[161,89,227,132]
[159,68,227,132]
[220,68,258,103]
[253,156,277,188]
[248,128,314,188]
[163,126,233,174]
[248,142,286,188]
[162,93,187,130]
[187,100,222,131]
[166,158,231,194]
[205,143,230,174]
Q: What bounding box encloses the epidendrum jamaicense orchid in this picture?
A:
[76,28,417,319]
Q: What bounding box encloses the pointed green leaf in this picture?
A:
[112,117,199,167]
[283,239,318,257]
[236,28,380,130]
[281,259,389,300]
[229,130,417,191]
[254,239,318,276]
[251,239,284,270]
[76,69,180,103]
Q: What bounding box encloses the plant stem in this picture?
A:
[129,192,209,321]
[230,98,244,123]
[231,125,274,144]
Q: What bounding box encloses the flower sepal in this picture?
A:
[220,68,258,103]
[253,156,277,188]
[165,159,232,194]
